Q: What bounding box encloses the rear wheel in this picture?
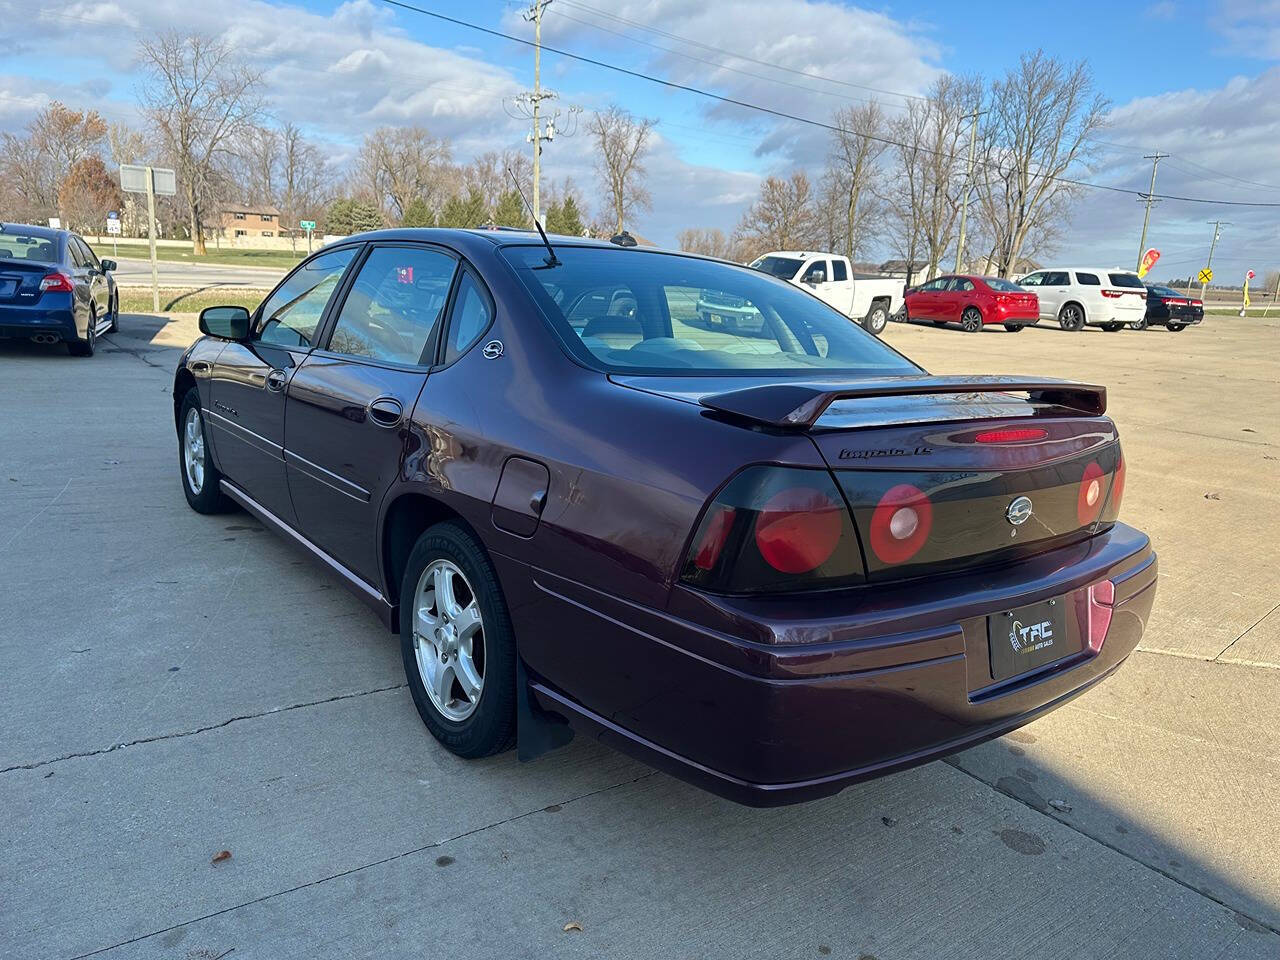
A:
[861,301,889,336]
[400,522,516,759]
[1003,323,1025,332]
[1101,323,1123,332]
[1129,317,1149,331]
[1168,323,1186,332]
[960,307,983,333]
[67,308,96,356]
[106,294,119,333]
[1058,303,1085,331]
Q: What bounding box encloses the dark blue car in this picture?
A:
[0,222,119,356]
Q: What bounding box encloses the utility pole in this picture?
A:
[1135,152,1166,272]
[525,0,553,221]
[1198,220,1229,300]
[953,110,984,273]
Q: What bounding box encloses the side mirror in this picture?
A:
[803,267,826,284]
[100,259,117,272]
[199,305,251,340]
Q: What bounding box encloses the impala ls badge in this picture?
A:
[482,340,504,359]
[1006,496,1033,526]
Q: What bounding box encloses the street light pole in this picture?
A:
[524,0,553,222]
[1135,152,1166,272]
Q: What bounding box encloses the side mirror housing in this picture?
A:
[803,267,826,284]
[99,258,117,273]
[199,305,251,340]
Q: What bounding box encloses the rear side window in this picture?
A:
[1109,273,1144,288]
[256,246,357,348]
[444,270,493,364]
[952,278,975,292]
[1076,272,1100,285]
[831,260,848,282]
[328,246,457,365]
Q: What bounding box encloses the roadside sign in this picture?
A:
[48,217,61,229]
[1137,248,1160,278]
[120,164,176,197]
[300,219,316,231]
[1197,267,1213,284]
[107,210,119,220]
[106,219,121,235]
[1246,269,1255,280]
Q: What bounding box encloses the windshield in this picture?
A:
[750,255,804,280]
[0,232,58,263]
[983,277,1024,292]
[501,245,919,377]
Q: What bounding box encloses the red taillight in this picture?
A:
[1162,297,1188,306]
[1077,461,1105,525]
[691,506,735,571]
[39,272,74,292]
[754,488,843,574]
[869,484,933,565]
[1100,289,1123,299]
[974,427,1048,444]
[1111,453,1125,515]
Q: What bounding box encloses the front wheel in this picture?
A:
[960,307,983,333]
[178,388,232,514]
[861,302,889,336]
[400,522,516,759]
[1129,317,1149,331]
[1058,304,1085,331]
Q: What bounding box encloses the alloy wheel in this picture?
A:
[183,406,206,494]
[1060,305,1084,331]
[1130,318,1148,331]
[961,308,982,333]
[864,305,888,335]
[413,559,485,722]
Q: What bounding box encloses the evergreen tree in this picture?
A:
[400,196,434,227]
[437,188,486,228]
[554,195,585,236]
[326,198,383,235]
[492,190,530,229]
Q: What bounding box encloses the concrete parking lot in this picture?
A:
[1,312,1276,960]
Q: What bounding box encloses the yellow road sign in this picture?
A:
[1197,267,1213,284]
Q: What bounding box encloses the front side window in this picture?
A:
[1044,271,1070,286]
[444,270,493,364]
[327,245,457,365]
[256,246,357,348]
[920,277,947,292]
[501,245,919,376]
[1019,273,1043,286]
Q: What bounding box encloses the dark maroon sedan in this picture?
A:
[173,229,1156,806]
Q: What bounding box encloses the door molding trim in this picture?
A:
[284,448,371,503]
[206,408,284,461]
[219,479,395,629]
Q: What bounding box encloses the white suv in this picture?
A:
[1017,268,1147,332]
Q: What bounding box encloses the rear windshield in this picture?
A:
[1108,272,1144,288]
[1147,284,1178,297]
[500,245,919,376]
[749,255,803,280]
[0,232,58,263]
[983,277,1023,292]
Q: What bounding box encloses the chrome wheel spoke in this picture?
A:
[430,659,456,706]
[453,601,482,641]
[433,565,459,620]
[454,649,482,703]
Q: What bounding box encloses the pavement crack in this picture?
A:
[1214,599,1280,662]
[99,334,168,371]
[944,757,1280,939]
[65,769,660,959]
[0,684,407,776]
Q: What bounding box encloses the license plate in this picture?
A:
[988,598,1079,682]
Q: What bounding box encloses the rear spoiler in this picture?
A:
[699,375,1107,429]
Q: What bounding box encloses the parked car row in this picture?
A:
[894,266,1203,334]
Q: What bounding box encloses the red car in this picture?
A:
[904,274,1040,332]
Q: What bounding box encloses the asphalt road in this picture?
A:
[109,256,285,289]
[1,314,1276,959]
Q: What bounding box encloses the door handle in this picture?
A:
[265,369,288,392]
[190,360,211,375]
[367,396,403,428]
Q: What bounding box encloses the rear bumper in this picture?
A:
[500,522,1157,806]
[0,304,77,340]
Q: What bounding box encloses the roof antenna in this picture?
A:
[506,167,559,268]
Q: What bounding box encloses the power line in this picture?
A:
[381,0,1280,209]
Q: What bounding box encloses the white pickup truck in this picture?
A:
[747,251,905,336]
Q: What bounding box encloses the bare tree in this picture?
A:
[677,227,733,260]
[975,51,1108,276]
[588,105,655,234]
[823,102,888,262]
[139,32,264,254]
[236,124,280,206]
[107,123,150,166]
[732,171,821,262]
[884,75,980,279]
[277,123,332,249]
[463,149,531,217]
[0,101,108,220]
[355,126,453,222]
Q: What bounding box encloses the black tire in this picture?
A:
[106,293,119,333]
[1168,323,1185,332]
[960,307,983,333]
[1058,303,1085,331]
[400,522,516,759]
[1102,323,1123,332]
[1003,323,1024,332]
[68,307,96,356]
[861,301,889,336]
[178,387,232,514]
[1130,317,1149,331]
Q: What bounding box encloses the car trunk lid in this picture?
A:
[0,258,57,304]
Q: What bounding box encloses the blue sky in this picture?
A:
[1,0,1277,280]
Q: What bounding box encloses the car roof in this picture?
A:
[1032,267,1137,274]
[0,222,64,240]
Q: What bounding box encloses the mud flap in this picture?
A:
[516,655,574,761]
